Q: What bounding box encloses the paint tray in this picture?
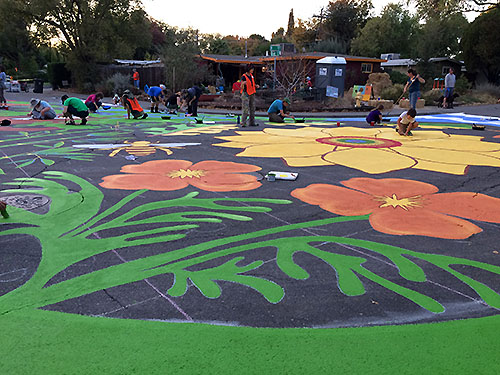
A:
[266,171,298,181]
[472,124,485,130]
[161,116,171,120]
[294,118,306,123]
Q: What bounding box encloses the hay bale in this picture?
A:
[366,73,393,98]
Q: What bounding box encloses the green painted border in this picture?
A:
[0,309,498,374]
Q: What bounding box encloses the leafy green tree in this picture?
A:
[4,0,151,88]
[351,3,419,57]
[462,7,500,83]
[412,0,499,18]
[291,18,318,51]
[271,27,288,44]
[321,0,373,52]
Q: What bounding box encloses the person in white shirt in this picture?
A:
[397,108,419,136]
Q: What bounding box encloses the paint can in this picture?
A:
[337,121,340,127]
[370,121,374,126]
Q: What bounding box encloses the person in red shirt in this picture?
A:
[132,69,140,89]
[232,80,241,93]
[85,92,104,112]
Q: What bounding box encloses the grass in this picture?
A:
[0,309,498,374]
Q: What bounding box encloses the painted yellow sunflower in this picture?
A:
[164,125,238,136]
[214,127,500,174]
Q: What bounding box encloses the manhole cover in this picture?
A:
[1,194,50,210]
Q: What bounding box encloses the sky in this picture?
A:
[142,0,392,39]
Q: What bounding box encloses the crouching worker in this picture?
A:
[366,104,384,125]
[397,108,419,136]
[61,95,89,125]
[121,90,148,120]
[85,92,104,112]
[267,97,294,123]
[29,98,56,120]
[166,92,181,114]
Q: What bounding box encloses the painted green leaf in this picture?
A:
[0,167,4,175]
[54,141,64,148]
[40,158,55,166]
[17,159,36,168]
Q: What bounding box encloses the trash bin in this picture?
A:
[33,79,44,93]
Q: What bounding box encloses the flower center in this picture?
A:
[167,169,205,179]
[316,136,402,149]
[376,194,422,210]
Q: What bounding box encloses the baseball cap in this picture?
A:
[283,98,291,105]
[159,84,166,90]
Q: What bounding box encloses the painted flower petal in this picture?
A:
[191,174,261,192]
[369,207,482,239]
[425,192,500,223]
[323,148,416,174]
[283,155,332,167]
[412,160,468,175]
[342,177,439,197]
[402,139,500,152]
[193,160,261,173]
[396,146,500,167]
[237,143,333,158]
[100,174,188,191]
[291,184,377,216]
[121,160,192,175]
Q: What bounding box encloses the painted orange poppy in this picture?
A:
[292,178,500,239]
[100,160,262,192]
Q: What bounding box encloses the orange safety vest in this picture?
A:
[133,72,139,81]
[240,73,256,95]
[127,97,143,112]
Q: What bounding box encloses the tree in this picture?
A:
[266,57,315,97]
[321,0,373,51]
[286,9,295,38]
[271,27,288,44]
[412,0,499,18]
[351,3,419,57]
[4,0,151,88]
[291,18,318,51]
[462,7,500,83]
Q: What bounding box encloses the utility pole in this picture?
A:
[245,40,248,58]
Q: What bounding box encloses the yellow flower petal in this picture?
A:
[397,146,500,167]
[323,148,416,174]
[412,160,468,175]
[236,143,333,158]
[402,139,500,152]
[283,155,332,167]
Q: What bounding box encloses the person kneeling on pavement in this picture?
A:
[61,95,89,125]
[121,90,148,120]
[397,108,419,136]
[85,92,104,113]
[29,98,56,120]
[268,97,294,123]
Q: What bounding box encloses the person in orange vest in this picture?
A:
[132,69,140,89]
[121,90,148,119]
[240,65,259,127]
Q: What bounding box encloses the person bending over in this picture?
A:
[85,92,104,112]
[121,90,148,120]
[267,98,294,123]
[61,95,89,125]
[147,84,167,113]
[397,108,419,136]
[166,92,181,114]
[182,86,203,117]
[366,104,384,125]
[29,98,56,120]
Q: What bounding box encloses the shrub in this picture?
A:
[474,83,500,97]
[388,70,408,85]
[96,73,133,96]
[380,84,405,102]
[421,89,443,104]
[454,76,472,95]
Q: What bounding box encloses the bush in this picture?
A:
[474,83,500,97]
[421,89,443,104]
[388,70,408,85]
[96,73,133,97]
[454,76,471,95]
[380,84,405,102]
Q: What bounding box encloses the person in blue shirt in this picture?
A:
[366,104,384,125]
[147,84,167,113]
[267,98,294,123]
[0,65,7,108]
[403,69,425,109]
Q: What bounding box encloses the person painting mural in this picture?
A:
[61,95,89,125]
[267,98,294,123]
[121,90,148,120]
[29,98,57,120]
[403,69,425,109]
[240,65,259,127]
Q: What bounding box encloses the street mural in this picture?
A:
[1,106,500,329]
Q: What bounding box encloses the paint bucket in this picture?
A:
[266,173,276,182]
[337,121,340,127]
[370,121,374,126]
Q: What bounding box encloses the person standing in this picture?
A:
[240,65,259,127]
[403,69,425,109]
[442,68,456,109]
[132,69,140,89]
[0,65,7,109]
